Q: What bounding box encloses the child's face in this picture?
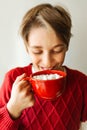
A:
[27,25,67,72]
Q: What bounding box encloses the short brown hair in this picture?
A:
[20,3,72,50]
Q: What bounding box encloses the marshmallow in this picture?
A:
[33,74,62,80]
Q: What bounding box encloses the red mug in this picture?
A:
[24,70,67,100]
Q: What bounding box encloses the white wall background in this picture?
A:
[0,0,87,85]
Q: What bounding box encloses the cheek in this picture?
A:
[55,52,66,63]
[30,54,40,64]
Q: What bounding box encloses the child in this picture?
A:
[0,3,87,130]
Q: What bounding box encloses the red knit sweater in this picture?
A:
[0,64,87,130]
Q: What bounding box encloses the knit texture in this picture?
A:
[0,64,87,130]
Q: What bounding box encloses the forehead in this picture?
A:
[28,25,64,49]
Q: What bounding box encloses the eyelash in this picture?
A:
[32,48,64,55]
[33,51,42,54]
[53,48,64,53]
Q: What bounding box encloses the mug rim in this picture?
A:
[30,69,67,81]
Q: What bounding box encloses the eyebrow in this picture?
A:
[53,44,65,48]
[30,46,42,49]
[30,43,65,49]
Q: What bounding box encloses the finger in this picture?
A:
[15,73,27,83]
[16,80,32,91]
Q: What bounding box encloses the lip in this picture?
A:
[40,65,57,70]
[41,67,52,70]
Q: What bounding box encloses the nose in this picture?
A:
[42,52,53,68]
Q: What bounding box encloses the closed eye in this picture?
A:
[32,50,43,54]
[52,46,66,54]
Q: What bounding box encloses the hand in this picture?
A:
[7,73,35,119]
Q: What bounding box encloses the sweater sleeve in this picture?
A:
[80,74,87,122]
[0,70,22,130]
[0,105,21,130]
